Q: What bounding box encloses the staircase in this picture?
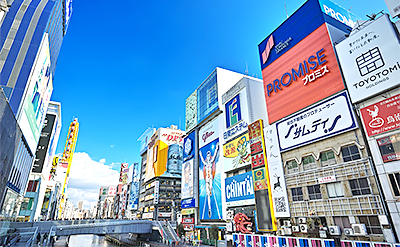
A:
[155,221,179,242]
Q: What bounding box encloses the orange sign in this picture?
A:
[262,24,345,124]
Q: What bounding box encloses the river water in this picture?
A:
[68,234,125,246]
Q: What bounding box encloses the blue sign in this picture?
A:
[225,172,255,206]
[197,70,218,123]
[181,198,195,209]
[183,131,196,161]
[225,94,242,128]
[319,0,360,28]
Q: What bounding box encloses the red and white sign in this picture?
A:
[360,94,400,137]
[318,175,336,184]
[183,224,194,231]
[158,212,171,217]
[182,218,194,224]
[108,186,117,196]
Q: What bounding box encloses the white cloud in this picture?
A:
[66,152,119,208]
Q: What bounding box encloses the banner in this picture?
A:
[223,133,251,172]
[225,172,255,207]
[182,159,194,199]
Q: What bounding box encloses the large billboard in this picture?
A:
[182,159,194,200]
[225,171,255,207]
[183,131,196,162]
[18,33,52,153]
[223,133,251,172]
[138,127,156,155]
[360,94,400,137]
[119,163,129,185]
[144,128,185,182]
[185,90,198,132]
[199,117,223,220]
[32,114,56,173]
[197,70,218,123]
[335,14,400,103]
[258,0,349,124]
[276,91,358,152]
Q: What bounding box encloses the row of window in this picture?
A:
[286,145,362,174]
[291,178,371,201]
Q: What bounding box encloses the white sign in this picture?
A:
[199,116,220,148]
[276,92,358,151]
[264,124,290,218]
[318,175,337,184]
[154,181,159,204]
[142,212,154,219]
[335,14,400,103]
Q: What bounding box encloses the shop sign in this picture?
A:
[318,175,336,184]
[182,208,195,215]
[360,94,400,137]
[158,212,171,217]
[225,172,255,207]
[276,91,357,151]
[142,212,153,219]
[183,224,194,231]
[181,198,195,209]
[182,218,194,224]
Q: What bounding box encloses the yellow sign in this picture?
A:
[181,208,195,215]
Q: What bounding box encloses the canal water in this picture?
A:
[69,234,123,246]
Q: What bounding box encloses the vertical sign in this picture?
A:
[248,120,276,231]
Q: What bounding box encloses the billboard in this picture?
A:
[197,70,218,123]
[100,187,108,196]
[223,133,251,172]
[32,114,56,173]
[360,94,400,137]
[248,120,276,231]
[276,91,358,152]
[183,131,196,161]
[182,159,194,199]
[144,128,185,182]
[18,33,52,153]
[335,14,400,103]
[186,90,198,132]
[225,171,255,207]
[128,162,140,210]
[119,163,129,184]
[264,125,290,218]
[138,127,156,155]
[181,198,196,209]
[108,186,117,196]
[318,0,359,28]
[258,0,350,124]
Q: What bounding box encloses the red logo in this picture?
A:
[262,35,274,64]
[202,131,214,142]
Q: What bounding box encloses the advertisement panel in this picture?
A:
[223,133,251,172]
[183,131,196,161]
[128,162,140,210]
[360,94,400,137]
[248,120,276,231]
[186,90,198,132]
[199,137,222,220]
[335,14,400,103]
[259,24,345,124]
[100,187,108,196]
[145,128,185,182]
[223,89,249,142]
[199,117,219,148]
[318,0,359,28]
[276,91,358,152]
[181,198,195,208]
[18,33,52,153]
[108,186,117,196]
[225,172,255,207]
[182,159,194,199]
[264,125,290,218]
[377,134,400,163]
[138,127,156,155]
[32,114,56,173]
[197,70,218,123]
[119,163,129,184]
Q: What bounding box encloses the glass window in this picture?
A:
[359,216,383,234]
[286,160,299,174]
[377,134,400,163]
[303,156,316,170]
[388,172,400,197]
[333,216,351,232]
[327,182,344,198]
[307,185,322,200]
[321,150,336,166]
[342,145,361,162]
[349,178,371,196]
[291,187,303,202]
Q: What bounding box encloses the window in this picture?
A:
[349,178,371,196]
[291,187,303,202]
[286,160,299,174]
[333,216,351,232]
[321,150,336,166]
[26,181,38,192]
[388,172,400,197]
[377,134,400,163]
[307,185,322,200]
[327,182,344,198]
[341,145,361,162]
[303,155,316,170]
[359,216,383,234]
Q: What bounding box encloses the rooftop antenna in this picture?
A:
[284,2,289,18]
[245,62,249,75]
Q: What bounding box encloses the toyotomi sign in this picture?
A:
[276,91,358,151]
[335,14,400,103]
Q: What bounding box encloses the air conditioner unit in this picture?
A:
[300,224,308,233]
[284,228,292,235]
[277,229,285,236]
[299,217,307,224]
[352,224,368,236]
[292,226,300,232]
[328,226,341,235]
[344,228,354,236]
[283,220,291,227]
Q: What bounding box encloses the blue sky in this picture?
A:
[50,0,390,206]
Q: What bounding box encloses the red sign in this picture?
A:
[360,94,400,137]
[261,24,345,124]
[182,218,194,224]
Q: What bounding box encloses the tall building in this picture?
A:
[0,0,72,217]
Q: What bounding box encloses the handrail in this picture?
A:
[26,227,38,247]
